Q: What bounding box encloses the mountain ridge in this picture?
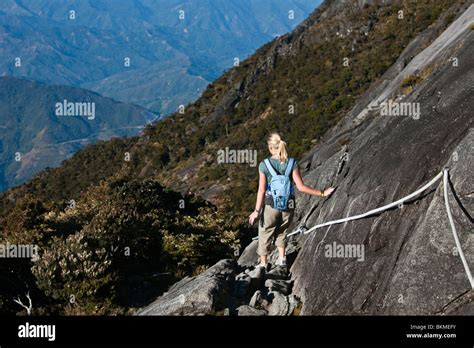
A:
[0,75,157,191]
[0,0,321,115]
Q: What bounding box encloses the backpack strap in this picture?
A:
[263,158,278,178]
[265,158,295,178]
[284,158,295,177]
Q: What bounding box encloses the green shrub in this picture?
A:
[2,178,241,314]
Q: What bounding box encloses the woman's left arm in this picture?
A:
[249,171,267,225]
[292,167,335,197]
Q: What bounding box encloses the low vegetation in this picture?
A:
[1,175,249,314]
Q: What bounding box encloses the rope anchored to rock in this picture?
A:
[442,169,474,289]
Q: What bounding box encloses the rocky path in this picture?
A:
[138,239,303,316]
[231,259,301,316]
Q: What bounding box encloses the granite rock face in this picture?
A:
[239,3,474,315]
[289,6,474,315]
[138,259,237,315]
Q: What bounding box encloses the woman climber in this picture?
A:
[248,133,335,269]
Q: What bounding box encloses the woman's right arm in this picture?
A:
[292,167,334,197]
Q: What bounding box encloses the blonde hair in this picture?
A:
[267,133,288,163]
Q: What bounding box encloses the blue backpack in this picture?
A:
[264,157,295,211]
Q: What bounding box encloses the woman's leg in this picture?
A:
[277,246,285,259]
[258,206,279,266]
[275,209,295,262]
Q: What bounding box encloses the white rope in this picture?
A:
[298,146,348,231]
[253,170,443,241]
[251,168,473,290]
[443,169,474,289]
[289,170,444,237]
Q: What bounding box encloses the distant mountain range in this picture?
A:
[0,0,321,116]
[0,76,157,191]
[0,0,320,192]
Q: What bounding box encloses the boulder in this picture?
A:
[265,266,288,280]
[264,279,293,295]
[238,240,259,267]
[236,305,267,316]
[249,290,269,309]
[137,259,236,315]
[247,265,265,281]
[267,292,290,316]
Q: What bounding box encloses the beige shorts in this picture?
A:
[257,204,295,256]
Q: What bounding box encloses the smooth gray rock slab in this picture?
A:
[291,13,474,314]
[137,259,236,315]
